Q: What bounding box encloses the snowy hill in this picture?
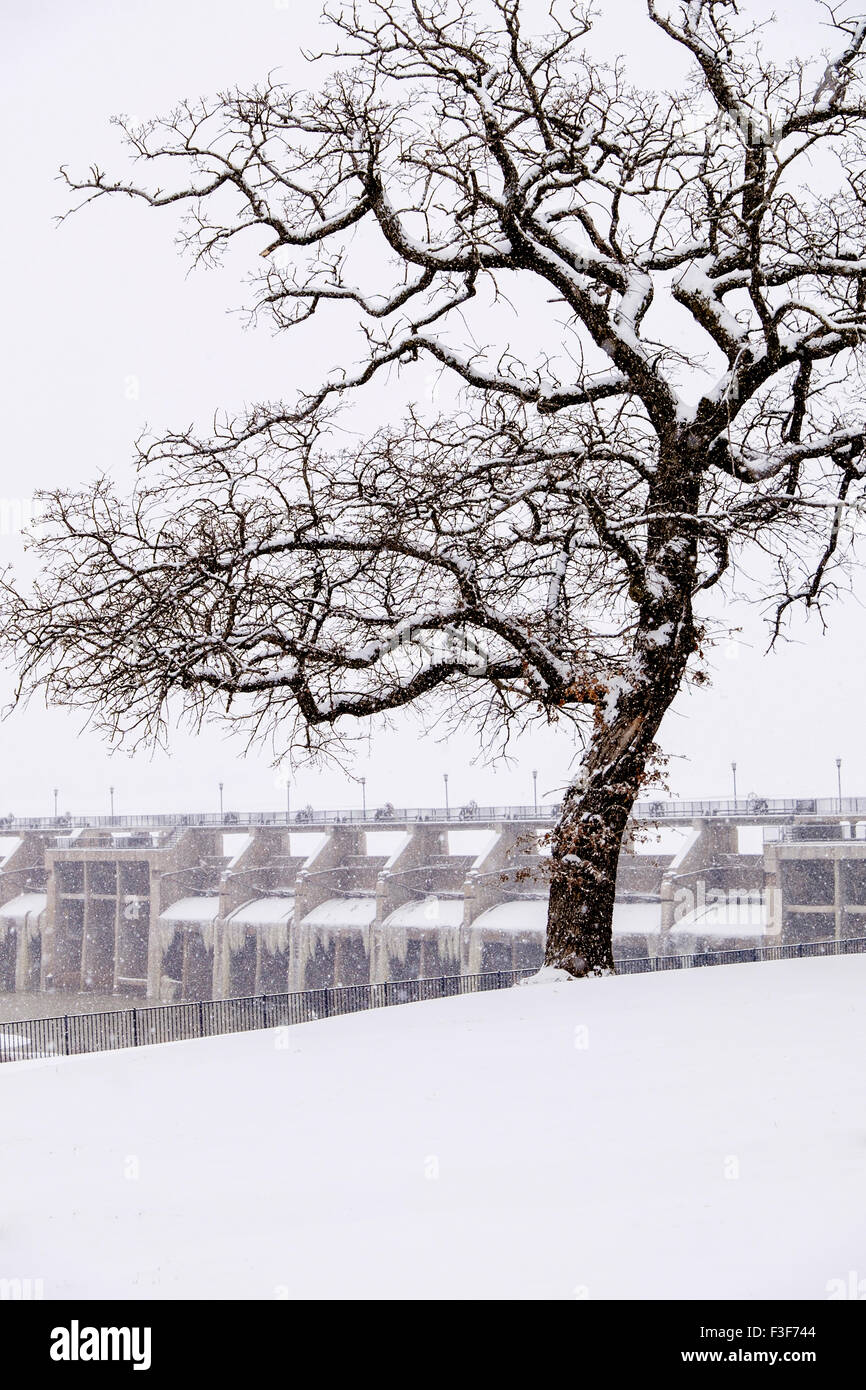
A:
[3,956,864,1299]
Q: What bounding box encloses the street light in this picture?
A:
[109,786,115,820]
[836,757,842,812]
[731,761,737,803]
[443,773,450,820]
[286,779,291,825]
[360,776,366,818]
[218,781,224,818]
[53,787,58,818]
[532,769,538,813]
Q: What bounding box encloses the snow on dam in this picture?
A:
[1,811,864,1010]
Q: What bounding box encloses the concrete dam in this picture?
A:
[2,798,866,1006]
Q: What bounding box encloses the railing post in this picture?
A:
[63,1014,70,1056]
[198,1000,205,1037]
[132,1008,139,1048]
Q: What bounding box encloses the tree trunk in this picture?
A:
[544,447,700,976]
[543,684,673,976]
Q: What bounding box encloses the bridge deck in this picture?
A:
[2,796,865,833]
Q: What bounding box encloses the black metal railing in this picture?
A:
[3,934,865,1063]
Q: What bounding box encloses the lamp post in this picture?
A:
[53,787,58,818]
[218,781,224,818]
[532,769,538,813]
[360,776,366,819]
[443,773,449,820]
[731,761,737,804]
[109,786,115,820]
[836,757,842,812]
[286,779,291,825]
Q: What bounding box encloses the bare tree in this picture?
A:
[5,0,866,975]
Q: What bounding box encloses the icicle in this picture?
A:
[227,921,248,955]
[262,920,289,956]
[159,922,179,953]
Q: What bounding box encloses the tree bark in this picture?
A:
[543,684,676,976]
[544,449,700,976]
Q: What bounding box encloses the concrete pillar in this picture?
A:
[211,868,235,1001]
[145,900,164,1000]
[80,868,94,991]
[111,891,122,992]
[763,867,782,942]
[460,875,478,972]
[14,920,30,992]
[287,927,306,993]
[374,826,448,921]
[368,914,389,984]
[462,872,478,926]
[293,828,362,918]
[40,861,58,992]
[660,877,675,934]
[211,920,232,1001]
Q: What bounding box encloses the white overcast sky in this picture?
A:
[0,0,863,818]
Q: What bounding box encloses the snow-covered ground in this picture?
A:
[2,956,864,1299]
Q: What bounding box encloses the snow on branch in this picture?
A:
[5,0,866,762]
